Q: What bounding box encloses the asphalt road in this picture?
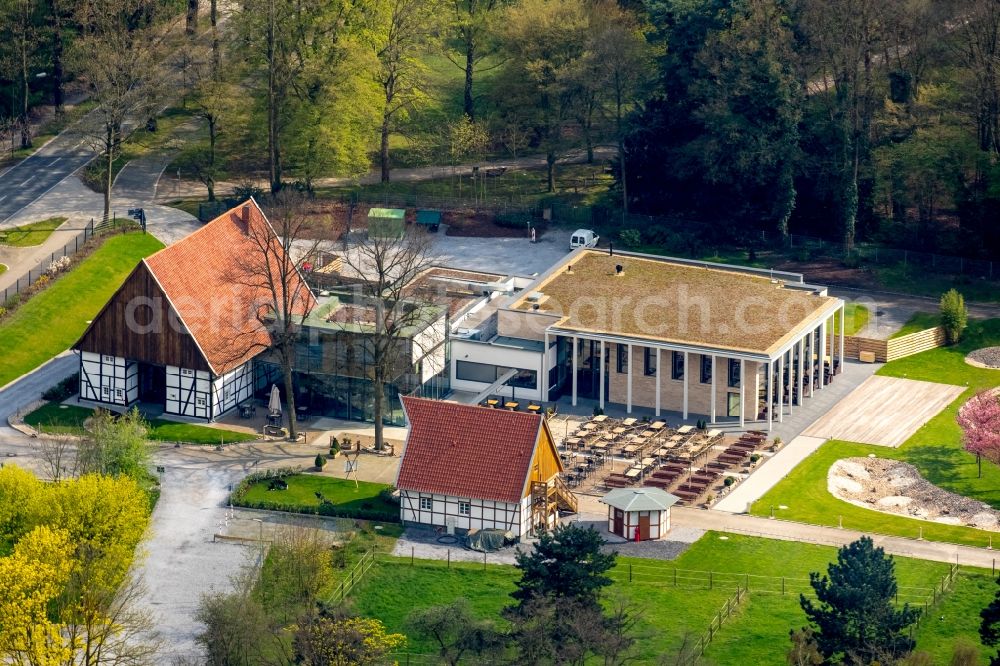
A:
[0,117,99,226]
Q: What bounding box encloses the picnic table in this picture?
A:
[649,421,666,430]
[592,414,608,422]
[612,426,628,435]
[624,467,642,479]
[565,437,582,448]
[622,417,637,426]
[678,425,694,434]
[622,444,640,456]
[583,423,598,431]
[591,440,609,450]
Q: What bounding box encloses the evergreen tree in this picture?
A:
[799,537,920,663]
[509,523,615,611]
[982,576,1000,666]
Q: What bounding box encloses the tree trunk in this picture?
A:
[267,0,280,193]
[49,0,64,116]
[186,0,199,35]
[372,377,385,451]
[463,39,475,120]
[19,43,31,150]
[546,152,555,193]
[619,138,628,215]
[282,359,298,440]
[104,125,113,221]
[210,0,219,76]
[380,111,391,183]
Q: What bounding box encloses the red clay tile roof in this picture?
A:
[397,397,542,504]
[144,199,316,375]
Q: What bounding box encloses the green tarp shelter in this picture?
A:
[367,207,406,238]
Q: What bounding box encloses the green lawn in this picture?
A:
[0,217,68,247]
[24,401,256,444]
[751,318,1000,547]
[241,474,395,514]
[910,572,998,664]
[892,311,942,339]
[349,532,969,663]
[833,303,871,335]
[0,233,164,388]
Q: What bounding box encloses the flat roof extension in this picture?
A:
[510,250,839,357]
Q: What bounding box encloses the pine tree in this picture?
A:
[509,523,615,612]
[799,537,920,663]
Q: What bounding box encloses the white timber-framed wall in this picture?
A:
[166,365,212,419]
[79,352,138,406]
[210,360,255,420]
[398,490,532,537]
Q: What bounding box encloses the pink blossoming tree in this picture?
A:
[956,390,1000,477]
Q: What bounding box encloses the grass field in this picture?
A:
[241,474,395,514]
[349,532,976,663]
[0,233,163,388]
[892,311,942,339]
[24,401,256,444]
[833,303,870,335]
[0,217,67,247]
[751,318,1000,547]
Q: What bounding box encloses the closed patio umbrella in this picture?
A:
[268,385,282,415]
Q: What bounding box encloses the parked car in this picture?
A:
[570,228,599,250]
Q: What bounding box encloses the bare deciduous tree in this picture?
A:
[37,436,77,482]
[337,226,434,451]
[227,195,322,441]
[72,0,164,221]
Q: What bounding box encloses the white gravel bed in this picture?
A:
[966,346,1000,369]
[828,457,1000,530]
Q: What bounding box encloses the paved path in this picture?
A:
[714,435,828,513]
[157,145,620,203]
[671,508,999,569]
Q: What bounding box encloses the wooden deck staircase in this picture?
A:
[530,475,579,533]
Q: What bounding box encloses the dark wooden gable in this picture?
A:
[75,261,213,373]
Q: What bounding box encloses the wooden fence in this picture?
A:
[843,326,945,363]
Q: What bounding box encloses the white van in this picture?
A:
[569,229,599,250]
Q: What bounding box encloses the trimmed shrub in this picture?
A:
[619,229,642,248]
[42,373,79,402]
[723,477,735,487]
[314,454,326,470]
[939,289,968,344]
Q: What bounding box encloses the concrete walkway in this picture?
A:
[714,435,828,513]
[671,507,999,570]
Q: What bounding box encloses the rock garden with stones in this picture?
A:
[828,456,1000,530]
[965,346,1000,369]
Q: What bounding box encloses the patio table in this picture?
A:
[505,401,519,410]
[527,404,541,413]
[486,399,499,407]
